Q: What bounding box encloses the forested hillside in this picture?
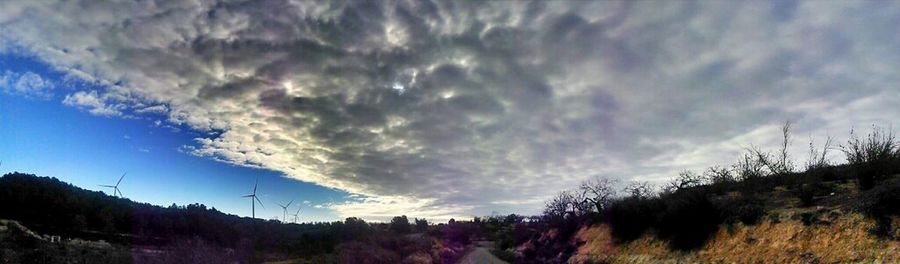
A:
[0,172,487,263]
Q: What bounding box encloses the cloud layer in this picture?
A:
[2,1,899,219]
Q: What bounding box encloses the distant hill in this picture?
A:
[0,172,342,262]
[0,172,471,264]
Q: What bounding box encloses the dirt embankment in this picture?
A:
[569,213,900,263]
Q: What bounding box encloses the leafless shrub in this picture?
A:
[841,126,900,190]
[744,121,796,177]
[733,150,768,180]
[704,165,735,184]
[796,134,836,206]
[842,126,898,165]
[806,134,835,170]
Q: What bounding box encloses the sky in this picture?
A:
[0,1,898,222]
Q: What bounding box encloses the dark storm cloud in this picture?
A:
[1,0,899,219]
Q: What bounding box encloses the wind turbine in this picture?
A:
[277,199,293,223]
[99,172,126,197]
[291,206,302,223]
[242,179,264,218]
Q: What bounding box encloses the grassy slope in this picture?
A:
[572,215,899,263]
[571,179,900,263]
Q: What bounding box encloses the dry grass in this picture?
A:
[571,214,900,264]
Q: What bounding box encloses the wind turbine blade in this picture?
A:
[117,189,124,197]
[255,196,265,209]
[241,194,254,198]
[117,173,126,186]
[286,200,293,207]
[253,179,258,194]
[295,207,302,214]
[99,185,115,188]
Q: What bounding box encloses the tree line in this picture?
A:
[0,173,438,261]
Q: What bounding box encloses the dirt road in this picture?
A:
[457,241,509,264]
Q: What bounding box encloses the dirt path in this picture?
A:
[457,241,509,264]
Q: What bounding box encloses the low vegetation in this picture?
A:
[842,126,900,190]
[538,123,900,262]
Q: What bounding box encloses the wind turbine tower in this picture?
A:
[291,206,302,223]
[242,179,264,218]
[278,200,293,223]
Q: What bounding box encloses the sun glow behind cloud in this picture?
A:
[1,1,899,220]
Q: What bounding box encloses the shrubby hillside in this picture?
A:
[0,173,478,263]
[504,124,900,263]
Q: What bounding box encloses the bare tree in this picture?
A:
[623,181,656,199]
[776,121,795,174]
[572,190,593,214]
[704,165,734,184]
[579,177,618,213]
[665,170,704,192]
[543,190,581,219]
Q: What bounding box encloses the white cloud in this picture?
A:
[135,105,168,114]
[62,90,122,117]
[1,1,899,220]
[0,70,54,98]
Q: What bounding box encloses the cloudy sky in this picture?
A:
[1,1,898,221]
